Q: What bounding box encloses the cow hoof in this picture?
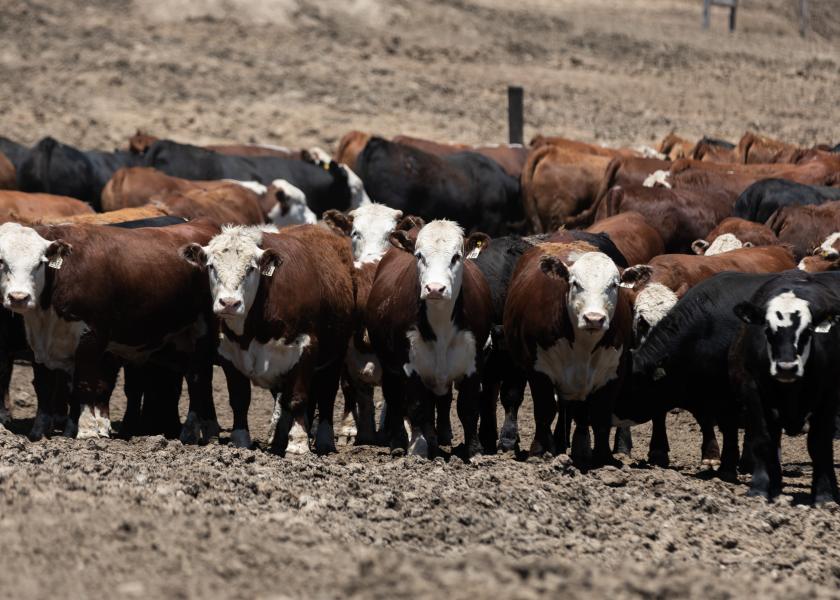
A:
[28,412,52,442]
[466,438,483,459]
[284,421,310,455]
[717,468,738,483]
[95,416,111,438]
[179,412,202,445]
[77,407,100,439]
[315,421,336,455]
[229,428,252,449]
[813,492,839,506]
[0,407,10,428]
[285,438,309,455]
[647,450,670,468]
[336,413,357,446]
[408,434,429,458]
[701,457,721,468]
[201,420,220,444]
[747,486,770,500]
[63,419,78,438]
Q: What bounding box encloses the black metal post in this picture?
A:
[507,86,524,145]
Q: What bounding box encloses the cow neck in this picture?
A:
[38,265,57,311]
[418,290,464,342]
[219,276,280,348]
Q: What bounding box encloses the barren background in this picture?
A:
[2,1,840,599]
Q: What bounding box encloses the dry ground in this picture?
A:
[1,0,840,598]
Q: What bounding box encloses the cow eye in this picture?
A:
[451,253,461,265]
[572,281,582,291]
[352,231,361,239]
[415,252,424,263]
[246,265,255,274]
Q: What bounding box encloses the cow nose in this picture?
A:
[583,312,606,329]
[7,292,31,305]
[424,283,446,299]
[218,297,242,310]
[776,361,798,373]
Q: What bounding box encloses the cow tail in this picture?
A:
[520,145,551,234]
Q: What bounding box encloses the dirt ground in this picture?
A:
[2,0,840,598]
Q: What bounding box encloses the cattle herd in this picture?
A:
[1,128,840,506]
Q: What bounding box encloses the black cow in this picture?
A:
[355,137,523,236]
[17,137,141,210]
[626,272,779,478]
[142,140,351,215]
[733,179,840,224]
[472,230,629,453]
[730,271,840,504]
[0,136,29,169]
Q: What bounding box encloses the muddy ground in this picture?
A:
[2,0,840,598]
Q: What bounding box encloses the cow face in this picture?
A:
[0,223,70,313]
[798,233,840,272]
[691,233,748,256]
[632,283,679,345]
[181,226,280,325]
[541,251,620,332]
[410,220,465,302]
[735,290,836,382]
[349,203,404,266]
[266,179,317,227]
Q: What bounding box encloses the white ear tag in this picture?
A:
[815,320,834,333]
[261,264,276,277]
[652,367,666,381]
[466,241,483,260]
[48,256,64,270]
[618,281,635,289]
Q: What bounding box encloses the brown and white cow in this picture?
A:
[766,200,840,261]
[181,224,355,453]
[365,220,492,458]
[620,245,796,343]
[0,219,220,441]
[798,233,840,273]
[0,191,94,225]
[691,217,780,256]
[504,242,632,465]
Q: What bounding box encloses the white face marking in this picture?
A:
[267,179,317,227]
[341,164,372,209]
[223,180,268,195]
[704,233,743,256]
[818,232,840,258]
[414,220,465,302]
[566,252,620,333]
[642,170,671,189]
[348,203,403,266]
[0,223,55,312]
[198,226,267,330]
[765,291,813,381]
[632,282,678,343]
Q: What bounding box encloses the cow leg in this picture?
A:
[808,400,840,505]
[353,380,376,446]
[73,333,119,439]
[271,362,312,456]
[457,373,482,458]
[29,362,56,441]
[337,369,358,446]
[570,407,593,466]
[612,425,633,457]
[312,359,341,455]
[381,371,408,455]
[0,349,12,428]
[478,354,501,454]
[748,406,783,501]
[698,415,721,468]
[498,370,526,453]
[406,375,437,459]
[717,408,740,482]
[180,336,219,445]
[138,365,182,438]
[120,365,143,439]
[528,373,557,456]
[435,391,453,447]
[647,411,670,467]
[216,359,250,448]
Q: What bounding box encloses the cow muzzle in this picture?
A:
[772,360,801,383]
[422,283,448,301]
[5,291,34,312]
[582,311,607,331]
[214,297,243,317]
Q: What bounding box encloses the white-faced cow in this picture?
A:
[731,271,840,504]
[181,224,354,454]
[365,220,492,458]
[504,242,632,466]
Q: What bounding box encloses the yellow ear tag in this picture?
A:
[48,256,64,270]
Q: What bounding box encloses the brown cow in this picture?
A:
[38,204,172,225]
[0,219,221,441]
[620,245,796,343]
[504,241,632,465]
[181,224,355,454]
[0,191,94,225]
[128,131,301,159]
[530,135,638,158]
[656,132,694,161]
[766,200,840,260]
[583,155,672,219]
[334,131,373,172]
[366,220,492,458]
[0,152,15,190]
[797,232,840,272]
[157,184,265,226]
[691,217,780,255]
[586,212,664,265]
[521,145,612,232]
[736,131,804,164]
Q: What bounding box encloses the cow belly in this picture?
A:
[23,309,85,374]
[534,339,621,401]
[107,317,209,364]
[404,329,477,396]
[219,334,311,389]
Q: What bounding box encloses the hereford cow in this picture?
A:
[691,217,780,255]
[620,245,796,344]
[365,220,492,458]
[504,241,632,465]
[181,224,355,454]
[586,212,664,265]
[766,201,840,260]
[733,179,840,224]
[730,271,840,503]
[798,233,840,273]
[356,137,522,236]
[0,219,220,441]
[0,191,94,225]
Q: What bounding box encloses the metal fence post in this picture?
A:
[508,86,524,145]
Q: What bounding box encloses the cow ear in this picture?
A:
[691,239,710,255]
[620,265,652,289]
[465,232,491,260]
[180,243,207,270]
[743,241,754,248]
[539,255,570,280]
[814,314,840,333]
[734,302,764,325]
[322,210,353,236]
[396,215,423,232]
[389,230,415,253]
[44,240,72,270]
[259,249,282,277]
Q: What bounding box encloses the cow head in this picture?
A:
[325,204,423,268]
[0,223,71,313]
[180,226,281,327]
[266,179,317,227]
[541,251,620,332]
[340,164,372,208]
[735,290,838,383]
[798,233,840,272]
[399,220,465,302]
